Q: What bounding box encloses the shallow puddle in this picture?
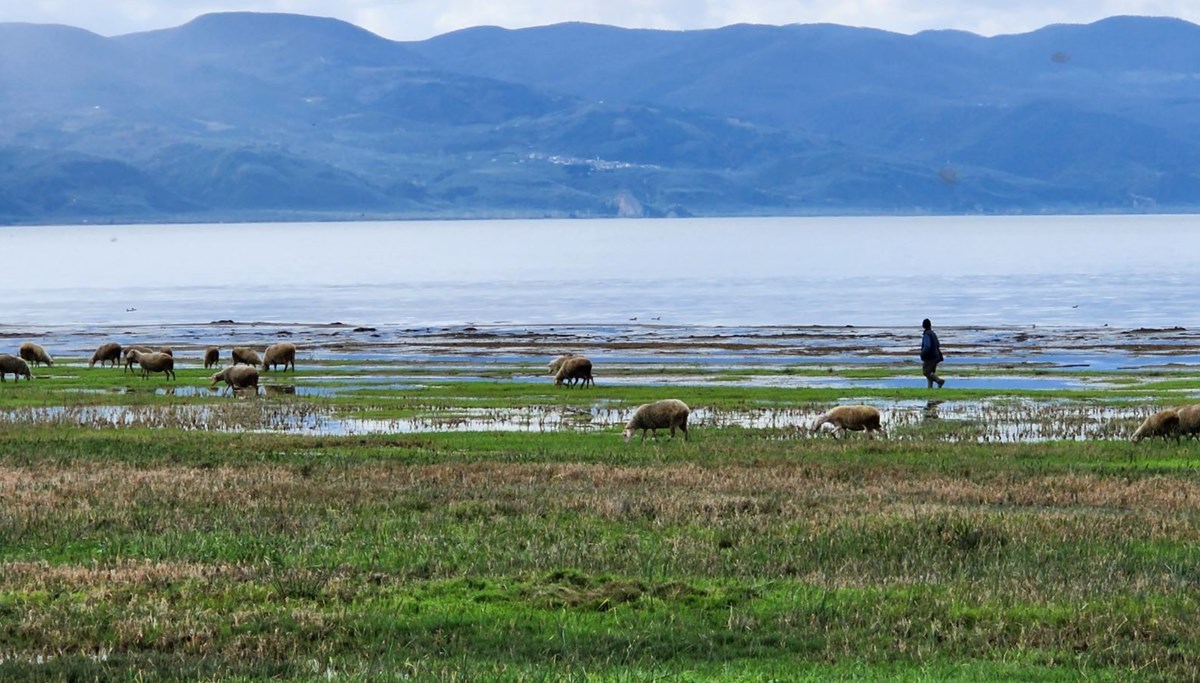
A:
[0,399,1157,442]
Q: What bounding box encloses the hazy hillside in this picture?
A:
[0,12,1198,223]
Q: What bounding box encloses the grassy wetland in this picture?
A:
[1,323,1200,681]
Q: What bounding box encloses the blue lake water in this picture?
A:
[3,214,1199,328]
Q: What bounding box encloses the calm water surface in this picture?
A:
[4,215,1198,328]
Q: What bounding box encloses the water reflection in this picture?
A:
[924,399,944,421]
[0,398,1150,443]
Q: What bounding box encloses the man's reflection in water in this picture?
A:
[924,399,944,422]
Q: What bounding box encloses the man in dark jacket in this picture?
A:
[920,318,945,388]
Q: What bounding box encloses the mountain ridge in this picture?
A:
[0,12,1197,223]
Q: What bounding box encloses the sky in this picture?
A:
[0,1,1197,41]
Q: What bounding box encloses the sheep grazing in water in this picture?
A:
[811,405,883,438]
[210,364,259,392]
[90,342,123,368]
[623,399,690,443]
[554,355,594,388]
[0,354,32,382]
[136,351,176,380]
[19,342,53,367]
[1131,409,1180,443]
[232,347,261,366]
[1176,404,1200,439]
[261,342,297,372]
[203,346,221,369]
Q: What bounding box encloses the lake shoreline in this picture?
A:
[3,321,1198,371]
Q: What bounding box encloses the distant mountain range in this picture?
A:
[2,12,1200,223]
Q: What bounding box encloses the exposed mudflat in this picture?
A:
[4,321,1199,371]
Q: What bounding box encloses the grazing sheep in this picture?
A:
[0,354,32,382]
[231,347,261,366]
[203,346,220,369]
[1176,404,1200,439]
[554,355,594,388]
[1131,409,1180,443]
[261,342,297,372]
[210,364,259,392]
[811,405,883,437]
[18,342,53,367]
[623,399,690,443]
[136,351,176,380]
[548,354,577,375]
[89,342,123,368]
[548,354,581,384]
[123,346,152,373]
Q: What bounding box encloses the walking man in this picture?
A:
[920,318,945,388]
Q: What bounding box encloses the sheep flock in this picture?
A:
[6,337,1200,444]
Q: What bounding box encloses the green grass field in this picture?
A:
[0,358,1198,681]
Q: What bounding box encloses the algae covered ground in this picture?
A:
[1,324,1199,681]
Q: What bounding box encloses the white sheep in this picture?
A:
[1177,404,1200,439]
[1131,409,1180,442]
[261,342,297,372]
[231,346,261,366]
[554,355,594,388]
[811,405,883,437]
[90,342,123,368]
[123,346,152,373]
[623,399,690,443]
[210,364,260,392]
[18,342,53,367]
[136,351,176,380]
[0,354,32,382]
